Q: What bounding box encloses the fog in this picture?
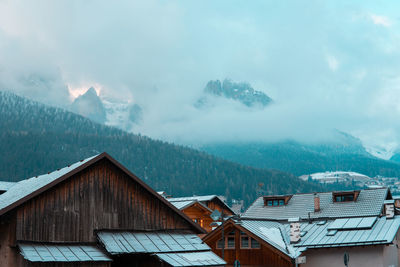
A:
[1,0,400,149]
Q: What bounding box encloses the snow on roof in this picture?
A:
[0,181,16,191]
[168,195,219,202]
[259,227,286,249]
[0,155,98,214]
[243,188,388,220]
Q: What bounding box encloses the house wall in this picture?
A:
[0,158,200,266]
[182,204,214,232]
[14,158,195,243]
[301,246,386,267]
[204,224,293,267]
[207,199,234,216]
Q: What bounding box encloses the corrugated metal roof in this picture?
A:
[97,231,210,255]
[285,216,400,248]
[243,188,388,220]
[19,243,111,262]
[238,217,400,255]
[155,251,226,266]
[0,181,16,191]
[0,155,98,213]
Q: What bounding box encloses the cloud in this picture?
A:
[1,1,400,148]
[370,14,391,27]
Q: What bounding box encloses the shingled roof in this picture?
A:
[243,188,389,221]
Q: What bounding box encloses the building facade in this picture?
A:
[0,153,225,267]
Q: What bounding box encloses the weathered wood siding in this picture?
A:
[182,204,214,232]
[15,158,195,243]
[204,224,293,267]
[207,199,234,216]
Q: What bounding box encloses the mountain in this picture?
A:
[70,87,107,124]
[0,91,323,206]
[201,137,400,178]
[200,79,272,107]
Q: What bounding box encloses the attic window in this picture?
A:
[332,191,360,203]
[263,195,292,207]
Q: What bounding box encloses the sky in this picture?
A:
[1,0,400,152]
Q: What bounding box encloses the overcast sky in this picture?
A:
[1,0,400,151]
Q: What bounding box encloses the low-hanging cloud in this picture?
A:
[1,0,400,150]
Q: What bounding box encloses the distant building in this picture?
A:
[0,153,225,267]
[167,195,235,233]
[203,188,400,267]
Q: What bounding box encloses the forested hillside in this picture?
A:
[201,141,400,177]
[0,91,323,206]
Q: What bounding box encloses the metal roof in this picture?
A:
[168,195,219,202]
[97,231,210,255]
[171,200,197,210]
[284,216,400,248]
[239,220,297,257]
[0,155,98,214]
[155,251,226,266]
[237,216,400,255]
[18,243,111,262]
[243,188,388,220]
[0,181,16,191]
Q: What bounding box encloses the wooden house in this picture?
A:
[202,219,295,267]
[167,195,235,233]
[203,188,400,267]
[0,152,225,267]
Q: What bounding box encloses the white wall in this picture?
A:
[301,246,385,267]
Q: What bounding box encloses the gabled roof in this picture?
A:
[202,219,296,261]
[0,152,205,233]
[170,200,213,213]
[239,220,300,258]
[243,188,389,220]
[168,195,235,214]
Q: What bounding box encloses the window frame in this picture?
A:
[239,232,261,249]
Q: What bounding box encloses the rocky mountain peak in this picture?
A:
[204,79,272,107]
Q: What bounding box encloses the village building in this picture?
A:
[203,188,400,267]
[0,152,225,267]
[166,195,235,233]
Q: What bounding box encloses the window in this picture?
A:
[264,196,291,207]
[332,191,359,203]
[216,230,236,249]
[266,199,285,206]
[217,239,224,249]
[251,238,260,248]
[334,194,355,202]
[240,232,261,249]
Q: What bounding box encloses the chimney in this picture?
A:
[314,193,320,212]
[288,217,301,243]
[384,200,395,219]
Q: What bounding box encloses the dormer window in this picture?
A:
[263,195,292,207]
[266,199,285,206]
[332,191,360,203]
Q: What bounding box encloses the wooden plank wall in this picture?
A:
[205,225,293,267]
[14,158,195,243]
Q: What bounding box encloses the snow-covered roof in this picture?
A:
[168,195,219,202]
[0,155,98,215]
[168,195,235,214]
[239,220,300,258]
[0,181,16,191]
[243,188,388,220]
[237,216,400,256]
